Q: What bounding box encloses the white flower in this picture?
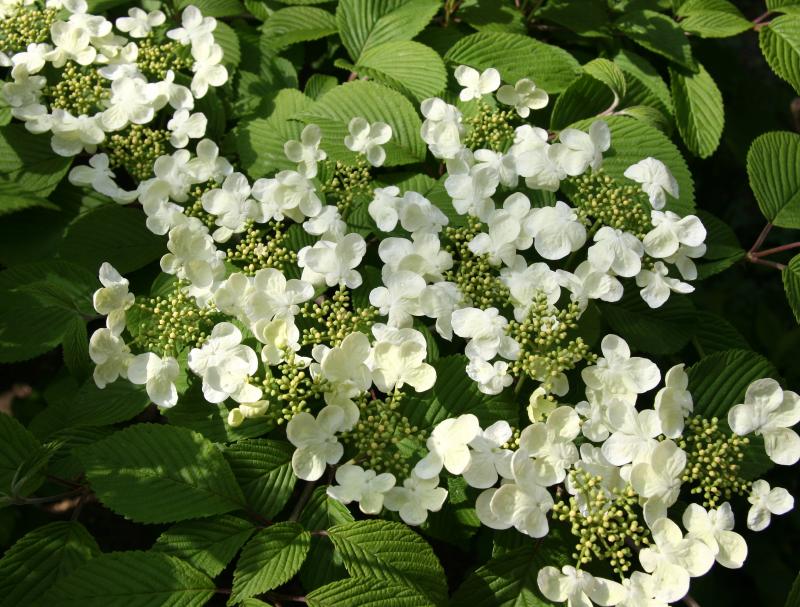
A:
[601,404,662,466]
[527,201,587,260]
[451,307,519,361]
[468,193,536,266]
[10,43,51,77]
[581,334,660,406]
[496,78,549,117]
[344,117,392,167]
[167,5,217,46]
[466,358,514,396]
[419,281,463,340]
[557,261,623,309]
[643,211,706,259]
[420,97,464,160]
[415,414,481,479]
[511,127,565,192]
[93,262,135,334]
[369,269,425,328]
[639,518,715,603]
[501,256,562,321]
[747,479,794,531]
[654,364,693,439]
[187,322,262,404]
[444,152,497,219]
[454,65,500,101]
[251,170,322,223]
[127,352,180,408]
[89,328,131,389]
[303,205,346,241]
[550,121,610,176]
[49,109,104,157]
[630,439,686,524]
[284,124,326,178]
[588,227,644,277]
[475,482,553,537]
[167,109,207,149]
[473,148,518,188]
[378,233,452,282]
[298,233,366,289]
[664,243,706,281]
[187,139,233,183]
[367,189,447,235]
[462,421,514,488]
[286,406,346,481]
[202,172,257,242]
[160,218,226,305]
[575,396,612,442]
[326,464,396,514]
[69,154,138,204]
[636,261,694,309]
[116,8,165,38]
[253,317,301,367]
[513,406,580,487]
[100,76,156,132]
[615,572,666,607]
[537,566,625,607]
[370,326,436,393]
[47,19,97,67]
[383,472,448,525]
[683,503,747,569]
[624,157,679,210]
[728,378,800,466]
[46,0,87,13]
[190,39,228,98]
[246,268,314,323]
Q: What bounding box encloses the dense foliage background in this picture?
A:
[2,0,800,605]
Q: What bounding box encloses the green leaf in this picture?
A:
[215,21,242,68]
[401,355,518,431]
[62,316,91,382]
[786,571,800,607]
[459,2,527,34]
[80,424,245,524]
[571,116,695,214]
[695,210,744,279]
[299,487,355,529]
[43,551,215,607]
[262,6,338,50]
[231,522,311,602]
[307,578,437,607]
[153,515,256,578]
[305,74,339,100]
[0,522,100,607]
[328,520,447,605]
[0,414,42,498]
[599,288,697,355]
[346,40,446,102]
[0,189,57,217]
[336,0,441,61]
[615,10,695,69]
[783,254,800,322]
[670,62,724,158]
[614,48,673,118]
[176,0,244,16]
[298,487,354,591]
[0,125,72,197]
[676,0,751,37]
[451,542,568,607]
[444,31,582,93]
[224,439,296,519]
[687,349,779,419]
[760,14,800,94]
[615,105,671,133]
[550,75,614,130]
[56,205,164,274]
[693,311,750,354]
[747,131,800,228]
[583,57,627,99]
[535,0,611,37]
[298,80,425,166]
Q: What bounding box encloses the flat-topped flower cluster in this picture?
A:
[2,4,795,606]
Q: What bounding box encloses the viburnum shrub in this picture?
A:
[1,0,800,606]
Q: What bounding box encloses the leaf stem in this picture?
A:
[749,222,773,254]
[746,254,786,271]
[751,241,800,258]
[267,592,308,604]
[752,10,772,26]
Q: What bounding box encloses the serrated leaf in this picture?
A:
[153,515,256,578]
[693,311,750,354]
[670,62,724,158]
[695,210,744,279]
[231,522,311,602]
[0,414,42,497]
[760,14,800,94]
[616,105,671,133]
[550,74,614,130]
[535,0,611,37]
[328,520,447,604]
[57,205,164,274]
[298,80,425,166]
[570,116,695,214]
[747,131,800,228]
[81,424,245,524]
[43,551,215,607]
[400,355,518,431]
[583,57,627,99]
[783,254,800,322]
[305,74,339,99]
[215,21,242,69]
[445,31,582,93]
[0,124,72,197]
[307,578,437,607]
[0,189,57,216]
[614,48,673,118]
[176,0,243,16]
[615,10,695,69]
[299,487,355,530]
[336,0,441,61]
[0,522,100,607]
[262,6,338,50]
[459,2,526,34]
[62,316,91,382]
[224,439,296,519]
[599,288,697,355]
[676,0,751,37]
[348,40,446,102]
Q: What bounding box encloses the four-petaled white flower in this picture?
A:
[92,262,135,335]
[624,157,679,210]
[286,406,346,481]
[201,172,257,242]
[636,261,694,309]
[550,121,610,176]
[643,210,706,259]
[299,233,367,289]
[69,153,137,204]
[326,464,396,515]
[683,503,748,569]
[451,307,519,362]
[415,413,481,479]
[527,200,587,260]
[466,358,514,396]
[461,420,514,488]
[581,334,660,406]
[513,406,581,487]
[370,326,436,393]
[602,404,662,467]
[116,7,165,38]
[89,328,131,389]
[384,471,448,525]
[167,5,217,46]
[588,226,644,277]
[284,124,326,178]
[344,117,392,167]
[454,65,501,101]
[630,439,686,524]
[369,269,426,328]
[654,364,693,439]
[475,481,554,537]
[420,97,464,159]
[537,565,625,607]
[127,352,180,408]
[167,109,207,149]
[496,78,549,117]
[728,378,800,465]
[747,479,794,531]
